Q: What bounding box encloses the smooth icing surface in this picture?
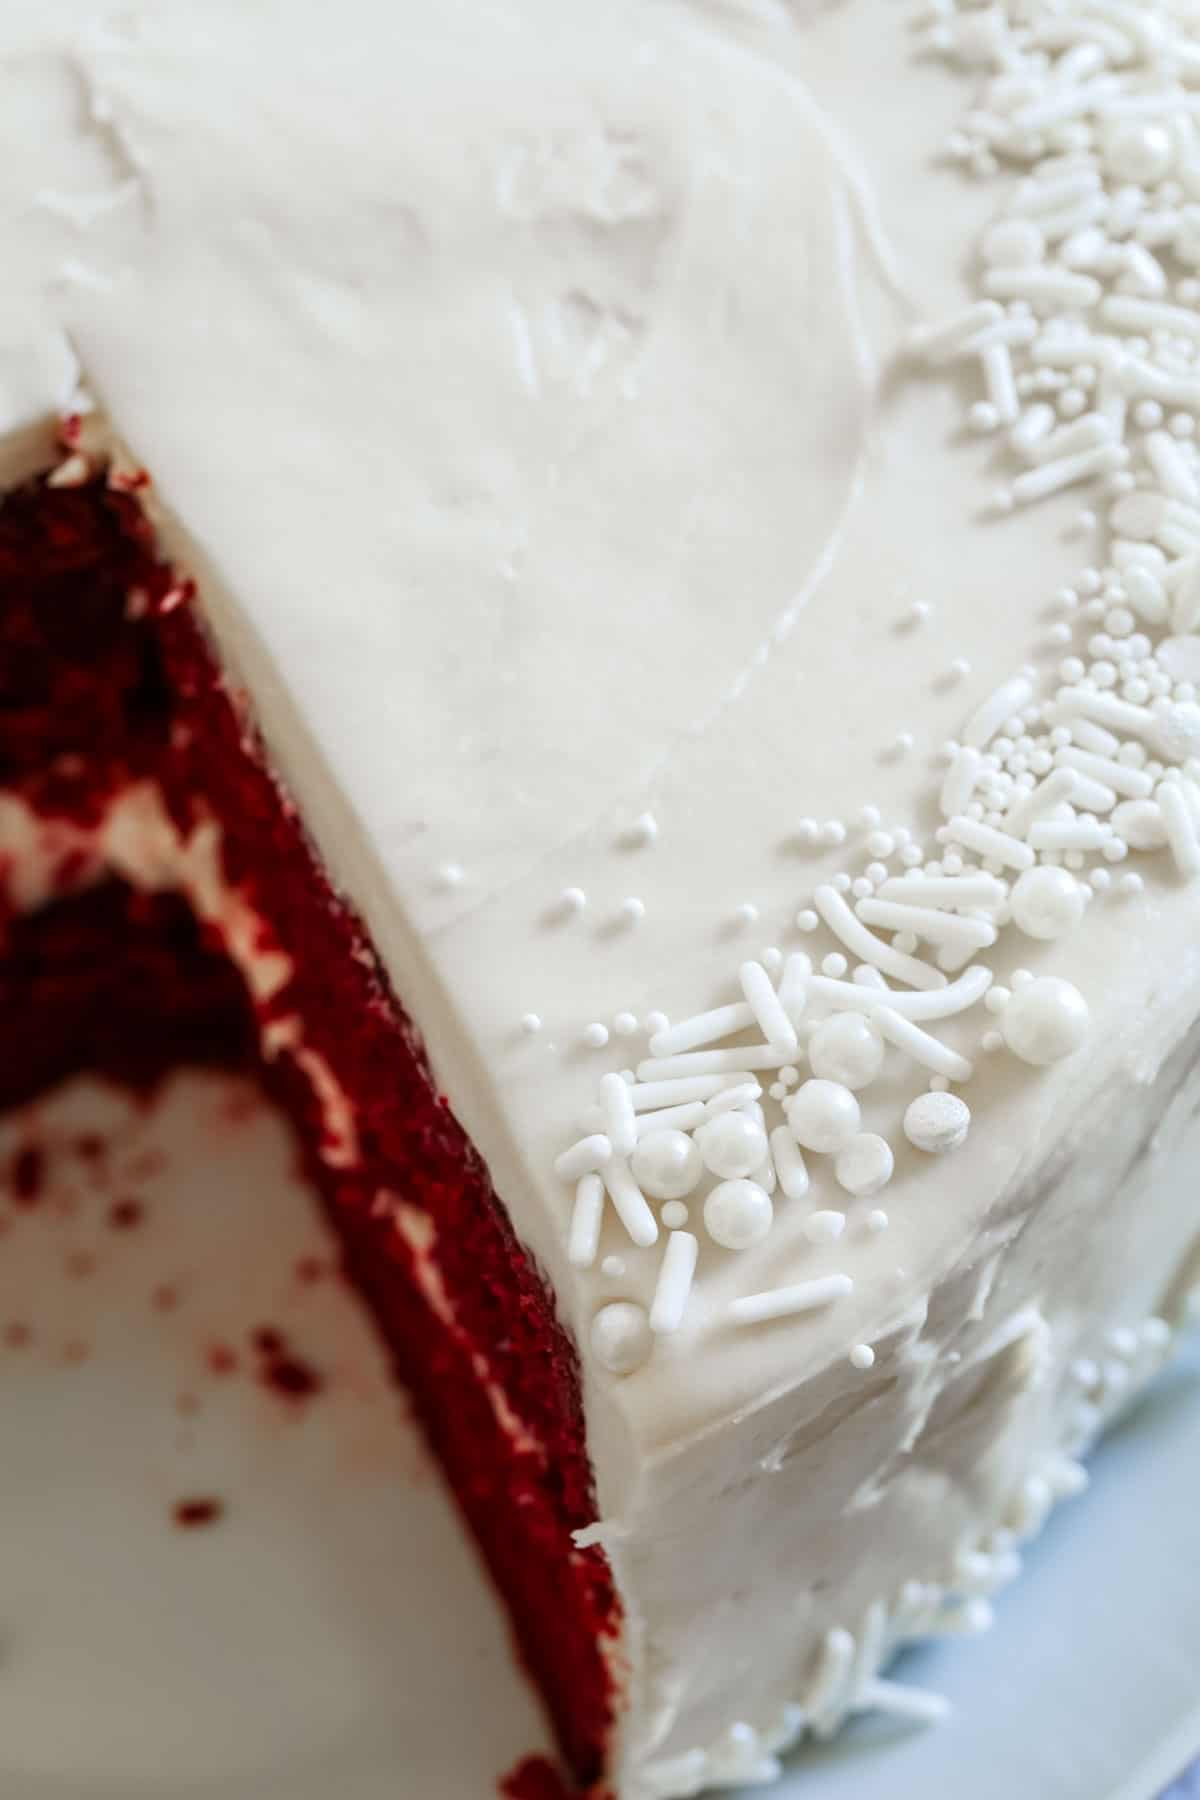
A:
[5,1,1200,1793]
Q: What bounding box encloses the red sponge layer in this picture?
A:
[0,476,618,1787]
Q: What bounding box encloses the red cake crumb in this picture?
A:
[173,1497,224,1529]
[206,1342,239,1376]
[11,1144,45,1206]
[108,1197,146,1230]
[152,1282,180,1313]
[252,1325,323,1403]
[0,476,619,1786]
[3,1322,32,1349]
[294,1254,325,1284]
[499,1755,579,1800]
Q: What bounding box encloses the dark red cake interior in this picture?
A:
[0,473,618,1787]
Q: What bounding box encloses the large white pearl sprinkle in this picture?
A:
[786,1080,861,1153]
[904,1091,971,1154]
[590,1302,653,1376]
[1000,976,1090,1066]
[697,1111,768,1180]
[1009,865,1085,941]
[807,1014,885,1090]
[834,1133,895,1196]
[704,1178,774,1250]
[631,1129,703,1201]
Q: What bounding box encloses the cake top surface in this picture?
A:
[4,0,1200,1488]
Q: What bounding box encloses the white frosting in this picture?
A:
[4,1,1200,1793]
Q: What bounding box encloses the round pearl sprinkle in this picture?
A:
[787,1081,861,1153]
[631,1129,703,1201]
[704,1179,774,1251]
[850,1343,877,1371]
[867,1209,889,1234]
[802,1209,847,1244]
[520,1013,542,1035]
[591,1302,653,1377]
[660,1200,690,1231]
[904,1091,972,1155]
[600,1255,626,1279]
[559,886,586,916]
[834,1133,895,1197]
[582,1023,609,1049]
[1009,865,1086,941]
[1000,977,1090,1066]
[808,1014,885,1091]
[613,1011,639,1037]
[697,1112,769,1181]
[619,896,646,926]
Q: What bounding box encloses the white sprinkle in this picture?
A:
[555,1134,613,1182]
[559,886,586,915]
[850,1343,876,1370]
[645,1010,669,1036]
[599,1071,638,1157]
[1011,443,1125,505]
[582,1022,610,1049]
[807,963,993,1022]
[859,1679,951,1727]
[814,884,946,992]
[649,1002,754,1058]
[1146,431,1200,503]
[629,1075,753,1111]
[602,1158,659,1248]
[619,896,646,926]
[521,1013,542,1035]
[803,1209,847,1244]
[1026,413,1112,467]
[1010,402,1057,457]
[633,1101,708,1138]
[945,815,1035,870]
[613,1011,639,1038]
[624,811,658,848]
[874,1007,974,1081]
[805,1628,856,1721]
[590,1301,652,1376]
[703,1081,764,1119]
[1027,817,1112,851]
[636,1045,788,1081]
[648,1231,699,1335]
[856,897,997,954]
[867,1209,889,1234]
[1102,294,1200,343]
[796,909,820,932]
[940,745,984,818]
[732,901,759,928]
[876,873,1005,910]
[730,1275,854,1327]
[1056,745,1154,800]
[739,960,799,1056]
[909,300,1005,364]
[904,1090,972,1154]
[600,1254,625,1279]
[1157,780,1200,877]
[568,1174,605,1268]
[982,343,1019,424]
[983,268,1101,309]
[769,1125,810,1201]
[963,677,1036,754]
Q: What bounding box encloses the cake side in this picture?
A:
[0,474,621,1786]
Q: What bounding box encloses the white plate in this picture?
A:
[0,1072,1196,1800]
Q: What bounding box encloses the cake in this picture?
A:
[3,1,1200,1795]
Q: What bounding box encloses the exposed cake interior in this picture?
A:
[0,467,620,1787]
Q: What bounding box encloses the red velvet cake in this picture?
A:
[0,473,620,1785]
[6,2,1200,1796]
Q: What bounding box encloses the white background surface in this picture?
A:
[0,1070,1197,1800]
